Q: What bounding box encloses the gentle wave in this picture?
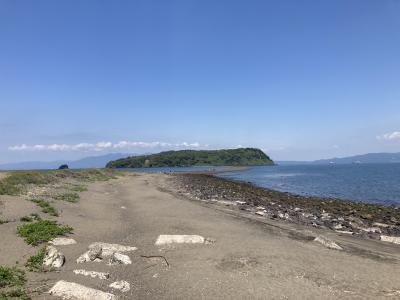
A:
[217,164,400,206]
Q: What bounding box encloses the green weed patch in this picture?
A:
[54,192,79,203]
[30,199,58,216]
[25,248,46,272]
[70,184,88,192]
[17,220,72,245]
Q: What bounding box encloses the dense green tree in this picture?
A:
[106,148,274,168]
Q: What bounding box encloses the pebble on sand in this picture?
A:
[89,242,137,256]
[49,280,115,300]
[43,246,65,268]
[314,236,343,250]
[77,242,138,263]
[235,201,246,205]
[380,235,400,245]
[108,252,132,265]
[109,280,130,292]
[77,245,103,263]
[73,269,110,280]
[155,235,206,245]
[49,237,77,246]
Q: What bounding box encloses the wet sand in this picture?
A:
[171,173,400,237]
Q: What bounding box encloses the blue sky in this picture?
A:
[1,0,400,163]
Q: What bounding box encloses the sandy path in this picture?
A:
[3,173,399,299]
[117,174,400,299]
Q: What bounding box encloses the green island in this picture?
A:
[106,148,274,168]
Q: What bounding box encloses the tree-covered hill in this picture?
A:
[106,148,274,168]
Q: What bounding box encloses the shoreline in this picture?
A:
[175,166,251,175]
[169,173,400,242]
[214,171,400,208]
[117,165,250,174]
[156,165,400,208]
[2,170,400,298]
[212,166,400,208]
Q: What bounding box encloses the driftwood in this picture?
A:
[140,255,170,267]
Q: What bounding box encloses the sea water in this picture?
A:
[217,164,400,206]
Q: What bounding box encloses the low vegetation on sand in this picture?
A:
[0,266,29,300]
[0,169,119,196]
[17,219,73,245]
[0,169,118,298]
[106,148,274,168]
[53,192,79,203]
[25,248,46,272]
[0,288,30,300]
[79,169,118,181]
[20,214,40,223]
[0,171,58,195]
[0,267,25,288]
[69,184,88,192]
[30,199,59,217]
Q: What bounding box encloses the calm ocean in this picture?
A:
[217,164,400,206]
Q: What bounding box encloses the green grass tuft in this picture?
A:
[25,248,46,272]
[0,219,8,225]
[77,169,118,182]
[54,192,79,203]
[0,169,117,196]
[0,266,29,299]
[29,213,40,219]
[0,288,30,300]
[20,214,41,223]
[70,184,88,192]
[0,184,20,196]
[0,171,58,196]
[0,267,25,288]
[30,199,59,217]
[19,216,32,223]
[17,219,73,246]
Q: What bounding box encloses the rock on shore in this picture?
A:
[171,173,400,243]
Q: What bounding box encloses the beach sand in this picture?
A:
[1,172,400,299]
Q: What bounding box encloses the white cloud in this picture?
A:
[8,141,206,152]
[377,131,400,141]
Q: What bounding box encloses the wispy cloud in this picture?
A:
[8,141,206,152]
[377,131,400,141]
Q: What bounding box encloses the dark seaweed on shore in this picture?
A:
[171,174,400,238]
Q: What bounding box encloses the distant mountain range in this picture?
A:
[0,153,133,170]
[279,152,400,165]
